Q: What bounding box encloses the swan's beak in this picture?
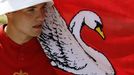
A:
[95,27,105,39]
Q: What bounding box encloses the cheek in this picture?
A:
[19,25,33,35]
[18,17,35,32]
[17,25,29,31]
[21,16,35,26]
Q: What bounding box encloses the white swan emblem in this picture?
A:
[39,5,115,75]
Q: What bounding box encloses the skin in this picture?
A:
[4,3,46,45]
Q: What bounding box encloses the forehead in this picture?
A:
[24,3,46,10]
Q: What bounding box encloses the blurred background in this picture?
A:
[0,15,7,24]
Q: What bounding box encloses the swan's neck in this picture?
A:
[70,18,94,52]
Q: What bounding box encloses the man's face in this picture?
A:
[8,3,46,37]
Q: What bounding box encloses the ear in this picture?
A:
[6,12,15,19]
[6,12,11,17]
[5,12,14,23]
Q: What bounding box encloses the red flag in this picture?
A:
[53,0,134,75]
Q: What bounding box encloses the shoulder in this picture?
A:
[0,24,5,36]
[0,25,5,50]
[0,24,4,32]
[0,25,4,47]
[0,42,3,50]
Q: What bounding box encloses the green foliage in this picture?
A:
[0,15,7,24]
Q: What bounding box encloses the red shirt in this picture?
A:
[0,25,57,75]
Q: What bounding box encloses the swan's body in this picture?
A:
[39,6,115,75]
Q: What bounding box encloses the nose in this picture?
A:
[36,9,46,22]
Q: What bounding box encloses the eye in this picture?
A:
[28,8,35,12]
[42,6,46,9]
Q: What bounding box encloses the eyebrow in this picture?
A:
[27,6,36,9]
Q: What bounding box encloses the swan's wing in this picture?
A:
[38,5,114,75]
[38,5,89,73]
